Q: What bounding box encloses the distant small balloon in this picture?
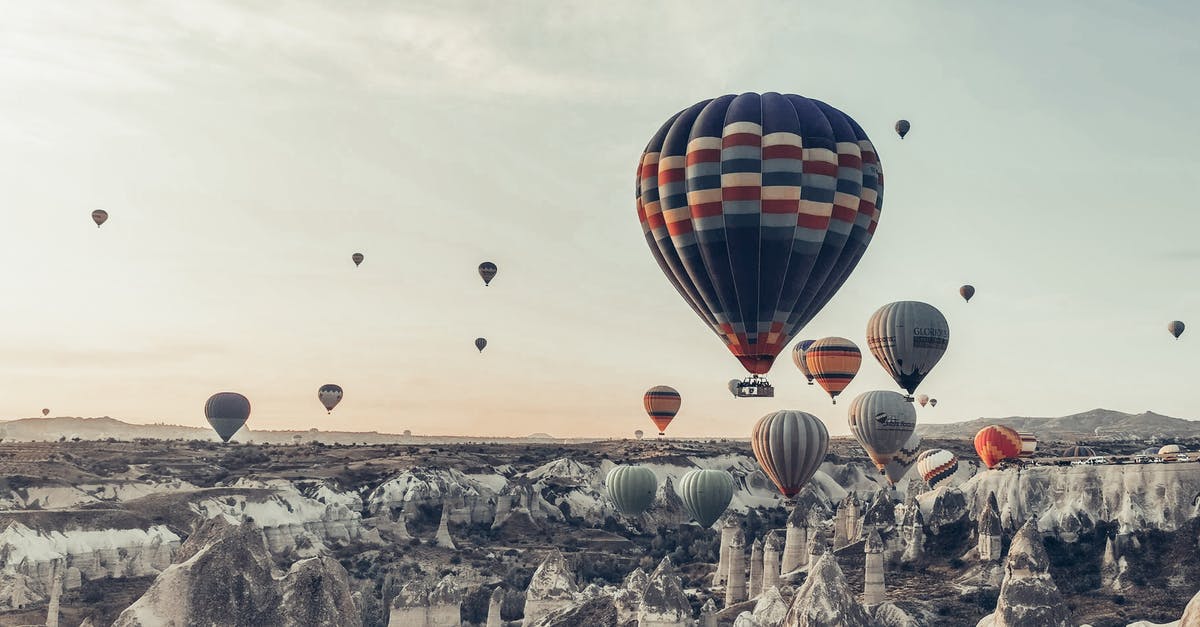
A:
[930,399,938,408]
[475,338,487,352]
[352,253,364,267]
[634,429,644,440]
[791,340,816,385]
[804,337,862,404]
[895,119,911,139]
[916,394,929,407]
[959,285,975,302]
[92,210,108,228]
[42,408,49,416]
[1169,320,1185,339]
[678,469,733,528]
[644,385,681,435]
[727,379,741,397]
[479,262,498,286]
[318,384,343,413]
[205,392,251,443]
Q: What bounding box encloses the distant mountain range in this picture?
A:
[918,408,1200,441]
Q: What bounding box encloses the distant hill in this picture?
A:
[918,408,1200,441]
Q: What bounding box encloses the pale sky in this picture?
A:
[1,1,1197,438]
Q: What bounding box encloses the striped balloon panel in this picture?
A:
[605,465,658,517]
[804,337,862,399]
[1017,432,1037,458]
[644,386,681,434]
[973,425,1022,469]
[636,93,883,375]
[1061,446,1096,458]
[916,449,958,488]
[751,410,829,498]
[866,301,950,394]
[204,392,251,443]
[678,469,734,528]
[882,431,922,485]
[791,339,816,381]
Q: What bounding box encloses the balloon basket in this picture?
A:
[734,376,774,398]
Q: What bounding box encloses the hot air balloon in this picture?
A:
[894,120,910,139]
[848,391,918,475]
[929,398,938,408]
[727,379,741,397]
[634,429,645,440]
[959,285,975,302]
[636,93,884,385]
[606,465,658,517]
[318,384,343,414]
[352,253,364,267]
[866,301,949,397]
[804,337,862,404]
[205,392,251,443]
[91,210,108,228]
[1169,321,1185,339]
[479,262,498,286]
[1017,432,1037,458]
[916,394,929,407]
[644,386,681,436]
[792,340,816,385]
[41,408,49,416]
[1061,445,1096,458]
[883,431,923,485]
[974,425,1022,469]
[678,469,734,528]
[1158,444,1183,461]
[916,449,958,488]
[751,410,830,498]
[475,338,487,352]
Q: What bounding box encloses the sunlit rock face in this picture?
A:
[989,519,1070,627]
[522,549,578,626]
[639,557,691,627]
[112,517,359,627]
[781,551,870,627]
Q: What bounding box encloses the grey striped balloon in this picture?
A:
[866,301,950,395]
[677,469,733,528]
[605,465,658,517]
[848,390,917,473]
[751,410,829,498]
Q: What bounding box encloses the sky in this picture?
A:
[1,1,1198,438]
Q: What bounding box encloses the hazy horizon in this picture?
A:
[2,2,1198,439]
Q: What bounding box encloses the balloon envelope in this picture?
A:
[636,92,884,375]
[894,119,910,138]
[974,425,1022,469]
[479,262,498,286]
[678,469,734,528]
[847,390,917,473]
[929,399,938,407]
[318,384,343,413]
[1169,320,1185,338]
[1017,431,1037,458]
[804,337,862,403]
[883,432,922,485]
[1061,445,1096,458]
[352,253,364,267]
[644,386,681,435]
[727,379,741,397]
[959,285,975,302]
[916,394,929,407]
[475,338,487,352]
[205,392,251,443]
[606,465,658,516]
[791,339,816,384]
[91,210,108,227]
[751,410,830,498]
[916,449,958,488]
[866,301,950,395]
[634,429,644,440]
[41,408,49,416]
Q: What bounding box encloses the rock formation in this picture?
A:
[863,528,885,607]
[1181,587,1200,626]
[639,557,691,627]
[988,519,1070,627]
[112,518,359,627]
[726,529,748,606]
[763,532,783,592]
[523,550,578,626]
[699,598,718,627]
[978,492,1002,562]
[834,494,861,548]
[749,538,764,598]
[871,601,919,627]
[717,515,740,585]
[749,585,789,625]
[486,587,504,627]
[781,551,870,627]
[900,500,925,563]
[782,506,809,574]
[434,500,457,550]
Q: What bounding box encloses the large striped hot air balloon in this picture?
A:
[678,469,734,528]
[792,340,816,385]
[636,93,884,380]
[1168,321,1185,339]
[205,392,251,443]
[479,262,498,286]
[1017,432,1037,458]
[804,337,862,404]
[750,410,830,498]
[643,386,681,436]
[605,465,658,517]
[866,301,950,397]
[883,432,922,485]
[848,390,917,475]
[916,449,958,488]
[974,425,1022,469]
[318,384,343,414]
